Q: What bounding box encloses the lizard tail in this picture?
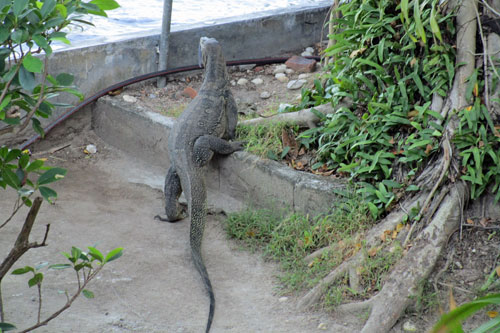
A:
[187,173,214,332]
[191,247,215,333]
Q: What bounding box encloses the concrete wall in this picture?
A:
[46,5,329,116]
[93,96,345,216]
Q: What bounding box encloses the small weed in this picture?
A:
[159,103,186,118]
[409,279,439,315]
[225,189,376,302]
[235,122,299,160]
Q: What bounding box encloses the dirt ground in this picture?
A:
[3,56,500,332]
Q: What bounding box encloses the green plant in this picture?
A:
[0,0,120,331]
[295,0,455,217]
[225,189,375,298]
[236,122,299,161]
[8,246,123,332]
[432,293,500,333]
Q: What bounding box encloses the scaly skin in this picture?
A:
[155,37,243,333]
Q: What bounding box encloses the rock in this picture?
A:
[285,55,316,73]
[305,46,315,54]
[403,321,417,332]
[273,64,287,74]
[237,78,249,86]
[278,296,288,303]
[254,66,265,72]
[251,78,264,85]
[148,93,157,99]
[260,91,271,99]
[298,73,311,80]
[301,51,313,57]
[278,103,293,113]
[231,80,236,86]
[122,94,137,103]
[85,144,97,154]
[238,64,256,71]
[181,86,197,99]
[285,68,295,75]
[317,323,327,330]
[275,73,289,83]
[287,79,307,90]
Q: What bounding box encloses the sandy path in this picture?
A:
[1,131,349,332]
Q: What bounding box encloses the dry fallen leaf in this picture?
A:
[368,247,378,257]
[479,217,490,227]
[392,230,398,239]
[473,82,479,97]
[410,58,418,67]
[396,223,404,232]
[495,266,500,277]
[389,137,395,145]
[381,233,386,242]
[487,311,499,318]
[466,218,475,225]
[425,144,433,155]
[449,287,457,311]
[349,47,367,58]
[408,110,419,117]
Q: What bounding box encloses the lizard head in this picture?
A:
[198,37,222,68]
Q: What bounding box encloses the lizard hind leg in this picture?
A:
[155,166,187,222]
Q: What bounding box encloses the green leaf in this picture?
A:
[2,168,20,189]
[11,266,34,275]
[401,0,409,22]
[82,289,95,299]
[88,247,104,263]
[105,247,124,263]
[23,53,44,73]
[39,186,58,203]
[41,0,56,18]
[413,0,426,43]
[90,0,120,10]
[48,263,72,270]
[28,272,43,287]
[18,66,37,91]
[429,5,443,42]
[56,73,74,86]
[13,0,28,16]
[37,167,67,185]
[0,26,9,44]
[55,4,67,18]
[367,202,379,219]
[0,94,11,112]
[26,159,45,172]
[0,322,17,331]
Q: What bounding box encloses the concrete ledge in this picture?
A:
[93,96,346,216]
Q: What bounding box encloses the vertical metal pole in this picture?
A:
[157,0,173,88]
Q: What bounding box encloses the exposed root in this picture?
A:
[336,296,377,314]
[358,183,466,333]
[297,195,423,309]
[239,98,352,129]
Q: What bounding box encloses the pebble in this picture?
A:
[238,64,256,71]
[455,261,463,269]
[85,144,97,154]
[305,46,315,54]
[260,91,271,99]
[275,73,289,83]
[273,64,287,74]
[285,68,295,75]
[287,79,307,90]
[122,94,137,103]
[237,78,249,86]
[148,93,157,99]
[230,80,236,86]
[403,321,417,332]
[298,73,311,80]
[251,78,264,85]
[278,103,293,113]
[301,50,313,57]
[279,296,288,303]
[317,323,327,330]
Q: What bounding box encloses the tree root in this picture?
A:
[297,194,423,309]
[358,182,466,333]
[239,98,352,129]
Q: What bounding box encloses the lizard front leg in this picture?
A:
[193,135,245,167]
